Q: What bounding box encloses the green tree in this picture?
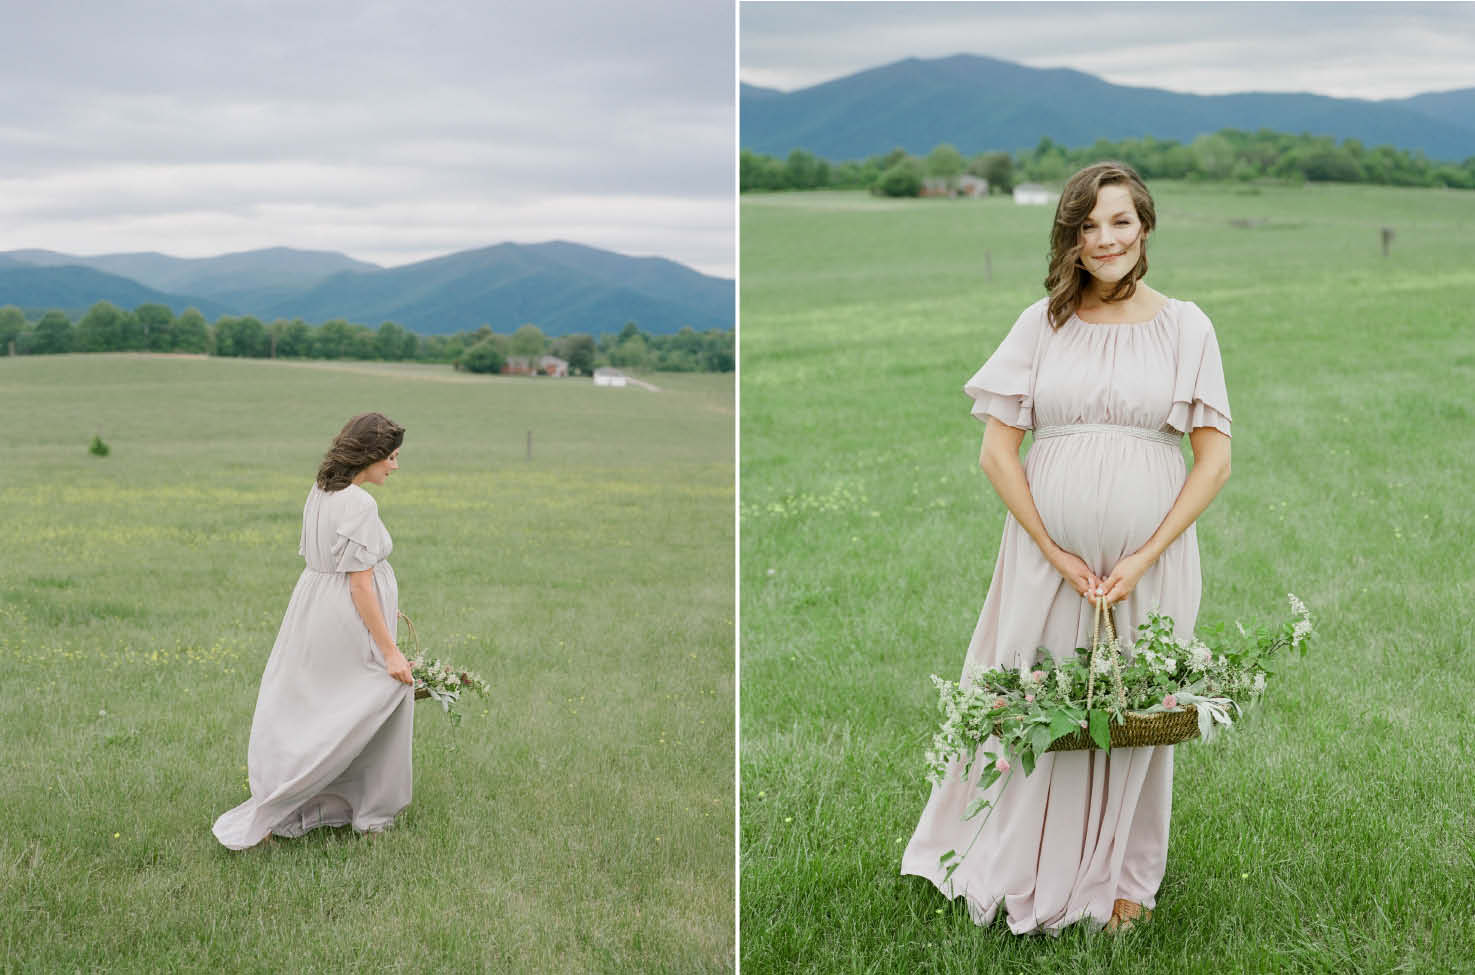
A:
[968,151,1014,194]
[609,332,650,369]
[0,305,25,355]
[135,303,174,351]
[784,148,829,190]
[510,324,546,370]
[347,326,377,360]
[1190,132,1236,180]
[702,329,734,372]
[173,309,209,353]
[313,319,354,359]
[557,333,596,375]
[76,301,124,352]
[926,143,965,188]
[457,338,506,374]
[32,310,73,354]
[375,321,410,360]
[118,310,146,351]
[874,158,923,197]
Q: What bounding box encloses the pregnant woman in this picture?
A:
[213,412,415,849]
[901,162,1233,934]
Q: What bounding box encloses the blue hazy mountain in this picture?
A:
[0,242,733,336]
[740,55,1475,161]
[0,264,229,320]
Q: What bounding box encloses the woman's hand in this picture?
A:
[1100,550,1155,605]
[1047,546,1101,600]
[383,646,414,685]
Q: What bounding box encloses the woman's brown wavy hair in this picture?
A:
[1044,161,1156,329]
[316,412,405,491]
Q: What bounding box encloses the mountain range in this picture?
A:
[0,242,734,337]
[741,54,1475,161]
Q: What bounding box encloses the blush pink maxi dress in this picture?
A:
[213,482,414,849]
[901,296,1232,934]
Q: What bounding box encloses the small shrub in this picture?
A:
[89,434,110,457]
[457,338,506,375]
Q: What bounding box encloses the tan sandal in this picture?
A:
[1104,898,1153,933]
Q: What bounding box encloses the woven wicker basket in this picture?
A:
[398,612,473,701]
[1006,596,1201,752]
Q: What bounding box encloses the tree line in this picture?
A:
[742,128,1475,195]
[0,302,733,374]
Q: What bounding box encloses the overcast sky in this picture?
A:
[0,0,734,276]
[741,2,1475,100]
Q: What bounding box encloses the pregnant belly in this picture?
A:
[1025,436,1186,572]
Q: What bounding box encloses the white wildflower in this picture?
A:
[1188,643,1213,672]
[1288,594,1314,650]
[1091,652,1112,676]
[1162,657,1178,674]
[1252,673,1266,693]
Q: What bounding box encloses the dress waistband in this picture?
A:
[1033,423,1181,446]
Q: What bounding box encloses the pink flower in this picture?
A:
[993,697,1007,710]
[1031,670,1046,683]
[1025,694,1035,703]
[994,758,1010,773]
[1162,694,1178,709]
[1079,720,1088,729]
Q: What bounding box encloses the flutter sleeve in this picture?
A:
[963,300,1047,429]
[332,494,391,573]
[1166,301,1232,437]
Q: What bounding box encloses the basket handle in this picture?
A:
[1085,596,1127,712]
[397,611,422,657]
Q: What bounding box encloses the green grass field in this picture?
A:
[739,183,1475,973]
[0,356,734,972]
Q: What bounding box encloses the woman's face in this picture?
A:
[357,447,401,485]
[1077,184,1145,288]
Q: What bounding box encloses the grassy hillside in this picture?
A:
[0,357,734,972]
[739,183,1475,972]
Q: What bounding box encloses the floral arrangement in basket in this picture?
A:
[398,612,490,726]
[925,594,1313,882]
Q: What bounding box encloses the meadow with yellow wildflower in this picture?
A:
[0,355,733,972]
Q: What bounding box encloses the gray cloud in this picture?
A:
[740,1,1475,101]
[0,0,735,275]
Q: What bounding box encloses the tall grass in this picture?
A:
[739,184,1475,973]
[0,356,734,973]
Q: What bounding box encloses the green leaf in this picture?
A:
[940,850,957,864]
[1019,749,1036,777]
[1089,708,1111,751]
[964,796,991,820]
[1048,711,1080,741]
[1030,723,1052,756]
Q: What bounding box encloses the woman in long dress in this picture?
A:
[213,412,416,849]
[901,162,1233,934]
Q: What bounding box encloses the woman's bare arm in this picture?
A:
[1100,426,1231,604]
[979,417,1100,599]
[348,569,413,684]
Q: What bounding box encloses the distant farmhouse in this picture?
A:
[593,367,628,387]
[502,354,569,377]
[1013,183,1054,205]
[921,175,988,198]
